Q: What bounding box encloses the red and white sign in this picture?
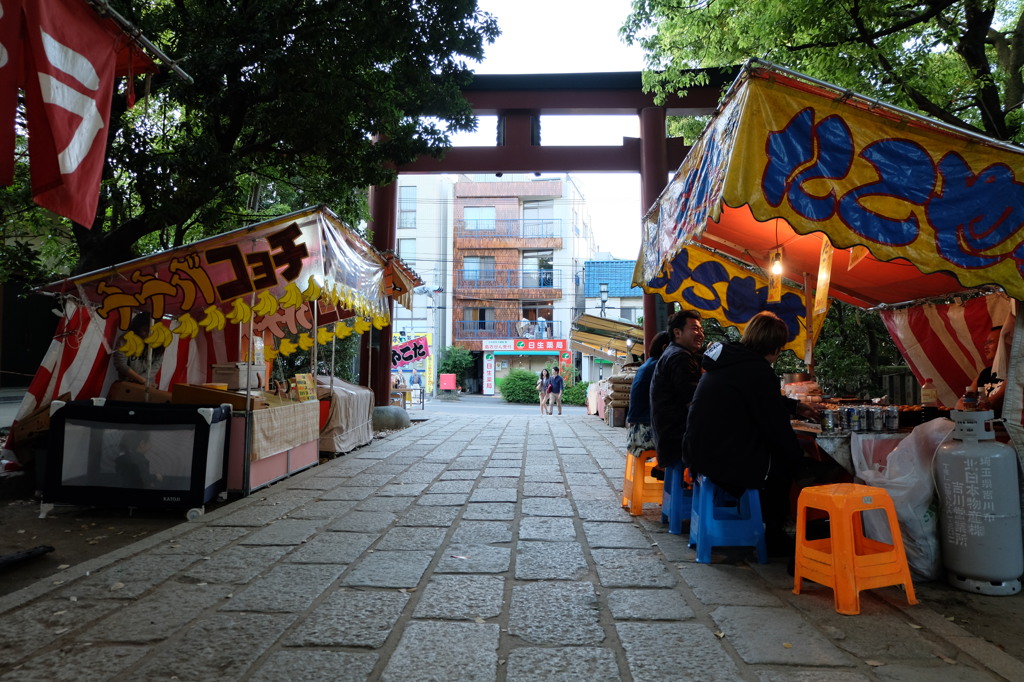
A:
[0,0,154,227]
[482,351,495,396]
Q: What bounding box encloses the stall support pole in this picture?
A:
[640,106,668,348]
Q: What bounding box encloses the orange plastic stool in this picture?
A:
[622,449,662,515]
[793,483,918,615]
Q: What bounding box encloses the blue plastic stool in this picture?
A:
[660,462,694,535]
[688,475,767,564]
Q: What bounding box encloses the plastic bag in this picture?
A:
[852,419,954,581]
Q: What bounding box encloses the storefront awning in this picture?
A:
[571,313,644,358]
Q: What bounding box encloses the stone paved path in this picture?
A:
[1,414,1021,681]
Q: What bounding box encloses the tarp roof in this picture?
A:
[637,60,1023,310]
[570,313,644,358]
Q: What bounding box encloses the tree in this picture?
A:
[437,344,475,390]
[1,1,499,279]
[623,0,1024,142]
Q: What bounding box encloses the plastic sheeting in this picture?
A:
[316,376,373,454]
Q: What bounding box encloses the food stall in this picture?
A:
[635,59,1024,460]
[6,206,419,507]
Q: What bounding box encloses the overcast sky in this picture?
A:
[451,0,649,259]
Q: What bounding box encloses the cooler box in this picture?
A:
[44,399,231,516]
[211,362,265,390]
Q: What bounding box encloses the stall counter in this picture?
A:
[227,399,320,494]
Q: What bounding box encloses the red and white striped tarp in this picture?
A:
[880,293,1013,407]
[3,300,238,452]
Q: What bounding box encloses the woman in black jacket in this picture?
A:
[682,311,820,555]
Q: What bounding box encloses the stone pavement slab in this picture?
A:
[0,413,1013,681]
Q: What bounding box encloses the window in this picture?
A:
[464,206,496,231]
[521,301,554,339]
[398,186,417,229]
[464,256,496,283]
[465,307,494,330]
[620,306,637,323]
[523,200,554,237]
[398,238,416,263]
[522,250,554,288]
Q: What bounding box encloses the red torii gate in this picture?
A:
[364,69,734,404]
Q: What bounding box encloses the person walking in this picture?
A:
[547,366,565,415]
[649,310,704,475]
[536,368,551,414]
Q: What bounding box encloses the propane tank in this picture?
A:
[933,410,1022,595]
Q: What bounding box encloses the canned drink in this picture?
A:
[845,406,860,432]
[856,406,868,431]
[869,406,884,431]
[821,409,836,433]
[880,405,897,428]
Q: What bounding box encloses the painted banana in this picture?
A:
[316,327,334,345]
[353,317,371,334]
[144,321,173,348]
[199,305,226,332]
[334,322,353,339]
[278,338,298,356]
[226,298,253,325]
[253,290,279,317]
[302,275,322,301]
[119,331,145,357]
[371,314,388,330]
[172,313,200,339]
[297,332,314,351]
[279,282,304,309]
[263,346,279,361]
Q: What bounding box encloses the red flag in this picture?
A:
[0,0,26,186]
[10,0,154,228]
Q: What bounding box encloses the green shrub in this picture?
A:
[499,369,542,404]
[563,381,588,406]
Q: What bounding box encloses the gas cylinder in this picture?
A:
[933,410,1022,595]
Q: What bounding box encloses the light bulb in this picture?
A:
[770,253,783,275]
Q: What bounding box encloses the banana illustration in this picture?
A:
[263,346,279,361]
[353,317,371,334]
[253,290,279,317]
[143,321,173,348]
[172,313,200,339]
[302,275,322,302]
[199,305,227,332]
[119,331,145,357]
[226,298,253,325]
[297,332,314,351]
[326,284,340,306]
[316,327,334,345]
[334,322,353,339]
[278,338,298,356]
[279,282,304,309]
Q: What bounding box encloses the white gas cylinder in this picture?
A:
[933,410,1022,595]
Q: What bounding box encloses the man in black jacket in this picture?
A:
[683,311,823,555]
[649,310,704,474]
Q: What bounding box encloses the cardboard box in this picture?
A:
[211,363,265,390]
[172,384,268,410]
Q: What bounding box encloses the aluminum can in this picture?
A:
[856,406,868,431]
[869,406,884,431]
[820,409,836,433]
[845,406,860,432]
[884,405,899,430]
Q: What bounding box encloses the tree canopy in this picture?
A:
[1,0,498,280]
[623,0,1024,143]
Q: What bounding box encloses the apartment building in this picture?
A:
[392,173,596,394]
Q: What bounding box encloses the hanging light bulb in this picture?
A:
[770,250,783,276]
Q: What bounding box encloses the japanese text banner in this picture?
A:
[727,73,1024,299]
[642,244,818,355]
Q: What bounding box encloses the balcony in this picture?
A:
[455,319,563,341]
[456,269,561,289]
[455,218,561,239]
